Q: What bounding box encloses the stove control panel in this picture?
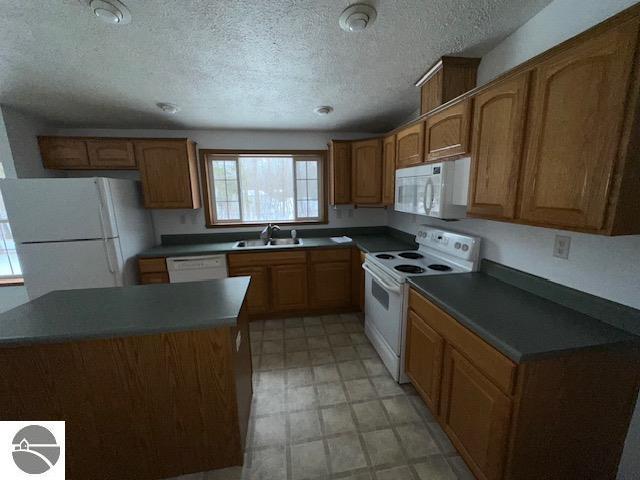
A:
[415,227,479,262]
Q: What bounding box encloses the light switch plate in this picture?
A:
[553,235,571,259]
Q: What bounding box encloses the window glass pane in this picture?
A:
[214,180,228,201]
[224,161,237,180]
[308,200,319,218]
[296,180,307,201]
[212,161,226,180]
[0,194,7,221]
[1,223,15,250]
[306,161,318,179]
[239,156,294,222]
[228,202,240,219]
[297,200,307,218]
[226,180,239,201]
[216,201,229,220]
[307,181,318,201]
[296,161,307,179]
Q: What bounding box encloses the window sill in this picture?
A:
[0,278,24,287]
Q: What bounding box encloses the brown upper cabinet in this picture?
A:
[39,137,90,169]
[351,138,382,204]
[425,98,472,162]
[382,134,396,205]
[39,136,138,170]
[87,139,137,169]
[467,72,531,220]
[136,139,201,209]
[518,13,640,234]
[396,122,424,169]
[417,56,481,115]
[328,140,352,205]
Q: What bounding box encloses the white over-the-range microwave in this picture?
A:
[394,157,470,219]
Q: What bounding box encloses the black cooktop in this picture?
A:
[428,264,453,272]
[375,253,396,260]
[394,264,426,274]
[399,252,424,260]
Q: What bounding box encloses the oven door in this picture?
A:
[363,261,406,380]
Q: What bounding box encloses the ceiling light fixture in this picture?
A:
[90,0,131,25]
[157,103,180,114]
[339,4,377,32]
[314,106,334,116]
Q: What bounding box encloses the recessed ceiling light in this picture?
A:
[314,106,334,115]
[339,4,377,32]
[90,0,131,25]
[157,103,180,114]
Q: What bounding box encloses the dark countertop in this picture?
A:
[408,273,639,363]
[0,277,250,346]
[138,234,417,258]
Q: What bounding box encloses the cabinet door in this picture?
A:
[229,266,270,315]
[382,135,396,205]
[396,122,424,168]
[309,261,351,308]
[519,17,640,231]
[468,73,530,219]
[135,140,201,209]
[440,346,512,480]
[425,99,471,161]
[329,140,351,204]
[270,263,308,312]
[87,140,137,169]
[39,137,89,169]
[405,310,444,413]
[351,138,382,204]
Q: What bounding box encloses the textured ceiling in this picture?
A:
[0,0,551,132]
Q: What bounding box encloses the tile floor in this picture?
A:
[166,313,476,480]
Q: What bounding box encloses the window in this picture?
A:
[0,163,22,280]
[203,151,326,226]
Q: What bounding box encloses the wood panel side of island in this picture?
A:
[0,316,253,480]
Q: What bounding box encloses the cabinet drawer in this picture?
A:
[409,289,516,395]
[138,257,167,274]
[308,248,352,263]
[139,272,169,284]
[228,251,307,267]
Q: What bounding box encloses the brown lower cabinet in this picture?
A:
[228,247,358,318]
[406,288,640,480]
[138,257,169,284]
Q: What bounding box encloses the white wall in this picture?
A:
[0,286,28,313]
[1,106,60,179]
[50,127,388,240]
[477,0,639,85]
[390,1,640,477]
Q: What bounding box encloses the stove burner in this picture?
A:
[428,264,452,272]
[394,264,426,274]
[375,254,396,260]
[399,252,424,260]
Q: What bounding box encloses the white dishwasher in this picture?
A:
[166,255,228,283]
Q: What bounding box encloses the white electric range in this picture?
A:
[362,227,481,383]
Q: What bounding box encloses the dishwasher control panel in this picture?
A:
[166,255,228,283]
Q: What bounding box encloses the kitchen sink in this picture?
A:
[233,238,304,248]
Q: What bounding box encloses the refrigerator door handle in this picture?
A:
[96,181,116,274]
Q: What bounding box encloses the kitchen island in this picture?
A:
[0,278,252,480]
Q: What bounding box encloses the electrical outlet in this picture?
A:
[553,235,571,259]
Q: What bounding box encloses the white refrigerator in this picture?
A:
[0,177,155,300]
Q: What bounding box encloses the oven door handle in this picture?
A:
[362,263,402,293]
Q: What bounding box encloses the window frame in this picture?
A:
[200,149,328,228]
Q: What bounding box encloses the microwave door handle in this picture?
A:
[362,263,402,293]
[424,180,434,213]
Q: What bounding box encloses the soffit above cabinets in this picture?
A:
[0,0,551,131]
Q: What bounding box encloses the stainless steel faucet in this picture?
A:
[260,223,281,243]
